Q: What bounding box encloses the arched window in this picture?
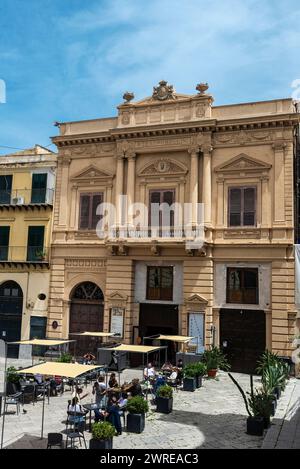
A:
[71,282,104,301]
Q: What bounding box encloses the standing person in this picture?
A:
[92,376,107,408]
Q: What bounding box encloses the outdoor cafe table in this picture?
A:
[83,403,102,432]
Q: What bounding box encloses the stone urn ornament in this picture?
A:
[196,83,209,95]
[123,91,134,103]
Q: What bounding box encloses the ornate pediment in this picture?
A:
[138,158,188,177]
[71,165,113,181]
[215,154,271,173]
[107,291,128,306]
[185,293,208,306]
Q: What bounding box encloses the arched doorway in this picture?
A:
[69,282,104,357]
[0,281,23,358]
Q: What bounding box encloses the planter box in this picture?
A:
[271,399,277,417]
[246,416,264,436]
[127,413,145,433]
[89,438,113,449]
[183,377,196,392]
[195,376,203,388]
[263,416,271,429]
[156,397,173,414]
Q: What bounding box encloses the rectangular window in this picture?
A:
[79,193,103,230]
[146,266,173,301]
[149,189,175,236]
[31,173,47,203]
[27,226,45,261]
[0,175,12,204]
[226,267,259,304]
[228,187,256,227]
[0,226,10,260]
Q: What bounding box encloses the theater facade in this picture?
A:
[49,81,300,373]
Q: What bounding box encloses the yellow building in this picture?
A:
[0,145,57,356]
[49,81,300,373]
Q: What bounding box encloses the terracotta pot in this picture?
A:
[207,369,217,378]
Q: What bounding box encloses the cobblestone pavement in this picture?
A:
[1,370,266,449]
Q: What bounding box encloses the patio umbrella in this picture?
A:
[0,361,102,448]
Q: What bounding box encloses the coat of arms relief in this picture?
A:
[152,80,176,101]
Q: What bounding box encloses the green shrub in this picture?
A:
[126,396,149,414]
[92,421,116,440]
[56,353,72,363]
[183,364,197,378]
[7,366,21,384]
[202,347,230,371]
[157,385,173,399]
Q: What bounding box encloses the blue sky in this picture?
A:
[0,0,300,154]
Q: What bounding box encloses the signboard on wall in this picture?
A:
[110,307,124,338]
[188,312,205,353]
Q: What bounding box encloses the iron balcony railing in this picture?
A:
[0,188,54,205]
[0,246,49,262]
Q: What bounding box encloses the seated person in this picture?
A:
[68,397,86,423]
[128,378,143,397]
[83,352,95,365]
[169,367,178,381]
[161,361,173,372]
[176,358,183,369]
[153,373,166,395]
[118,393,128,410]
[108,372,119,389]
[143,363,156,380]
[34,373,43,385]
[107,396,122,435]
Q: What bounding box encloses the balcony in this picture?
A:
[0,188,54,209]
[0,246,50,268]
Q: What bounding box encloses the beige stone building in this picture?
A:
[49,81,300,373]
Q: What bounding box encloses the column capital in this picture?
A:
[188,145,200,156]
[125,151,136,160]
[272,141,287,152]
[201,144,213,154]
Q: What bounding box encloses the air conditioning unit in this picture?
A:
[12,196,24,205]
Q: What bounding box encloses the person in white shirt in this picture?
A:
[143,362,156,380]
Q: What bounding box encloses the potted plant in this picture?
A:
[156,385,173,414]
[259,353,288,400]
[203,346,230,378]
[126,396,149,433]
[188,362,207,388]
[6,366,21,393]
[56,353,72,363]
[89,421,116,449]
[229,373,272,435]
[183,364,197,392]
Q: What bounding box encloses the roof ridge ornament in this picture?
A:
[152,80,175,101]
[196,82,209,95]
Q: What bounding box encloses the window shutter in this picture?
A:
[91,194,103,229]
[229,188,241,226]
[79,195,90,229]
[243,188,256,226]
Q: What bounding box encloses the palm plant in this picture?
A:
[228,373,272,419]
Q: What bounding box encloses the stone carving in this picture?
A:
[65,259,106,268]
[195,103,207,118]
[215,154,272,173]
[139,158,188,176]
[152,80,175,101]
[71,165,113,181]
[121,112,130,125]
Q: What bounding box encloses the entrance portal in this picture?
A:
[70,282,104,357]
[220,309,266,374]
[139,303,178,362]
[0,281,23,358]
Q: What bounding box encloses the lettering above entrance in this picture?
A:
[184,293,208,311]
[214,154,271,178]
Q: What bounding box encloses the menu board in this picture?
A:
[110,307,124,338]
[188,312,205,353]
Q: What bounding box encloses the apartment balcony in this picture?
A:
[0,246,50,268]
[0,188,54,210]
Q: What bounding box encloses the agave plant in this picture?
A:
[228,373,272,419]
[261,363,288,393]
